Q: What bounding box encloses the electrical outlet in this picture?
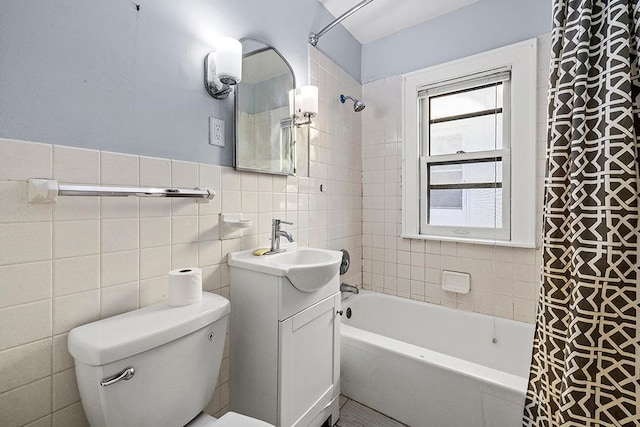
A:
[209,117,225,147]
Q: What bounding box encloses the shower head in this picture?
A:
[340,94,365,112]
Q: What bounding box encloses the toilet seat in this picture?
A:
[188,411,274,427]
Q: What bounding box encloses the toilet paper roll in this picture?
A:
[168,268,203,306]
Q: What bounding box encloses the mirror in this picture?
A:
[235,38,296,175]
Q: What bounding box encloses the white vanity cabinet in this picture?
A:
[229,266,341,427]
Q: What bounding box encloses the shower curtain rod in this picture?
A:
[309,0,374,46]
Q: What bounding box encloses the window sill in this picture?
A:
[400,233,537,249]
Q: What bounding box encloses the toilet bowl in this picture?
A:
[67,292,272,427]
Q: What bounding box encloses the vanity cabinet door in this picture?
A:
[278,293,341,427]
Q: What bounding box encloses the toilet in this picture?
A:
[67,292,272,427]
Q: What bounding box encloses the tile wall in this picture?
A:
[0,47,361,426]
[360,34,551,323]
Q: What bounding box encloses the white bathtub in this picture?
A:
[340,291,535,427]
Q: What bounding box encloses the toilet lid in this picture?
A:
[215,412,274,427]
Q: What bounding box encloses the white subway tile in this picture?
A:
[53,368,80,411]
[241,172,259,192]
[171,160,198,188]
[140,217,170,248]
[139,198,171,218]
[221,190,241,213]
[52,401,88,427]
[53,197,99,221]
[242,192,258,213]
[101,151,138,185]
[53,255,99,297]
[258,175,273,192]
[0,138,52,181]
[172,216,199,244]
[53,146,99,184]
[101,281,139,318]
[53,220,99,259]
[101,250,139,287]
[100,219,138,253]
[53,290,99,334]
[140,276,168,307]
[171,243,199,270]
[52,333,74,373]
[272,193,286,212]
[0,181,52,223]
[140,246,171,280]
[171,199,198,216]
[0,338,51,394]
[0,300,51,351]
[198,192,221,216]
[0,261,51,308]
[0,377,51,427]
[139,156,171,187]
[199,215,220,242]
[221,167,240,190]
[199,163,221,190]
[0,222,52,265]
[100,197,138,219]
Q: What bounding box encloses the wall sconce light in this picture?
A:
[204,37,242,99]
[289,85,318,125]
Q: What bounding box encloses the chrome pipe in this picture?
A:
[309,0,374,46]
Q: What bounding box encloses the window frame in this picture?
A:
[401,39,537,247]
[419,71,511,240]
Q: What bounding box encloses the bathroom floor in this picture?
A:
[337,395,408,427]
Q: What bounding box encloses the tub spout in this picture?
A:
[340,283,359,295]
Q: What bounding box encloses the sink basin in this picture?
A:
[228,246,342,292]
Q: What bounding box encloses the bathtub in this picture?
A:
[340,291,535,427]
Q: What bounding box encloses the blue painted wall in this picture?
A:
[361,0,552,83]
[0,0,360,166]
[0,0,552,165]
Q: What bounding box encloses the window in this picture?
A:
[402,39,537,247]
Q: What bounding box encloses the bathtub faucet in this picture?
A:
[340,283,359,295]
[267,218,294,254]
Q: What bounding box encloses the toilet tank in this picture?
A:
[68,293,230,427]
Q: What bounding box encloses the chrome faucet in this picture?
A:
[268,219,294,254]
[340,283,359,295]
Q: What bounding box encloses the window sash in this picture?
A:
[417,68,511,98]
[419,151,511,240]
[417,69,512,240]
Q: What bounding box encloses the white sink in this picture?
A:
[228,245,342,292]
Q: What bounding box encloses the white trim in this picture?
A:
[402,38,537,247]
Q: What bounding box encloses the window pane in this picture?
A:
[430,84,502,120]
[430,189,463,209]
[429,161,502,186]
[430,114,503,155]
[429,188,503,228]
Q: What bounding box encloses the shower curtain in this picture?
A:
[523,0,640,426]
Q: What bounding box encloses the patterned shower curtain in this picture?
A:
[523,0,640,426]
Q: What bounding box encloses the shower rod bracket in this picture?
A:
[27,179,215,204]
[309,0,374,46]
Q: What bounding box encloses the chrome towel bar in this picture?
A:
[27,179,215,203]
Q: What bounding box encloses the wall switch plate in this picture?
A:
[209,117,225,147]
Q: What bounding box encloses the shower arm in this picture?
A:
[309,0,374,46]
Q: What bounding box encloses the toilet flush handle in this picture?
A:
[100,367,135,387]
